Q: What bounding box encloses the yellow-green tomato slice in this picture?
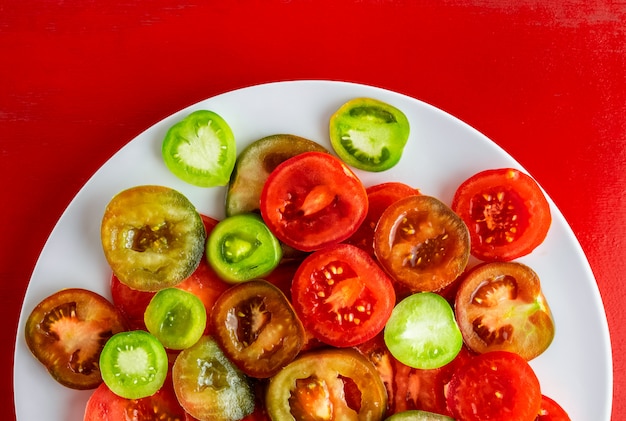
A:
[329,97,410,172]
[206,213,282,283]
[385,410,455,420]
[172,336,255,421]
[384,292,462,370]
[99,330,168,399]
[101,185,206,292]
[144,288,207,350]
[162,110,236,187]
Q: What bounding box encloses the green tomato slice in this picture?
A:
[162,110,236,187]
[384,292,462,370]
[99,330,168,399]
[206,213,282,283]
[329,97,410,172]
[144,288,207,350]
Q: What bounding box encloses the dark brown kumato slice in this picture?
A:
[101,185,206,292]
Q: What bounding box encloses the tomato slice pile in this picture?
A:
[23,100,570,421]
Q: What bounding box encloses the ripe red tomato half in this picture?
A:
[446,351,542,421]
[454,261,555,360]
[451,168,551,261]
[260,151,368,252]
[291,243,396,347]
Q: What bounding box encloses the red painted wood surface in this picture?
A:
[2,1,625,419]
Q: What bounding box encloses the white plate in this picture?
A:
[14,80,612,420]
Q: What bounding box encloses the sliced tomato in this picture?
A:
[84,379,193,421]
[446,351,542,421]
[454,261,555,360]
[373,195,470,294]
[346,182,420,257]
[291,243,396,347]
[266,348,387,421]
[451,168,551,261]
[260,151,368,252]
[210,280,306,378]
[536,395,571,421]
[24,288,127,389]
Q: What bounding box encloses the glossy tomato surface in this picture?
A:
[446,351,542,421]
[454,261,555,360]
[260,151,368,252]
[451,168,551,262]
[374,195,470,294]
[266,348,387,421]
[24,288,127,390]
[536,395,571,421]
[291,243,396,347]
[211,280,305,378]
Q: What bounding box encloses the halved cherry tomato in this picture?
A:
[84,378,192,421]
[329,97,410,172]
[225,133,329,216]
[210,280,306,378]
[346,182,420,257]
[162,110,237,187]
[266,348,387,421]
[384,410,454,420]
[536,395,571,421]
[260,151,368,252]
[454,261,555,360]
[451,168,551,261]
[446,351,542,421]
[373,195,470,293]
[172,336,255,421]
[291,243,396,347]
[24,288,127,390]
[101,185,206,292]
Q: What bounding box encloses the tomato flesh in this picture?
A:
[536,395,571,421]
[24,288,127,390]
[211,280,306,378]
[446,351,542,421]
[454,262,555,360]
[374,195,470,293]
[260,151,368,252]
[451,168,551,261]
[291,243,396,347]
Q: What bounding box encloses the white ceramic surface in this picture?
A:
[14,80,612,420]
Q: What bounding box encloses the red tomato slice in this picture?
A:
[260,151,368,252]
[346,181,420,256]
[84,379,194,421]
[454,261,555,360]
[451,168,551,261]
[291,243,395,347]
[446,351,542,421]
[536,395,571,421]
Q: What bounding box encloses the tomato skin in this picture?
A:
[210,280,306,378]
[346,182,420,257]
[373,195,470,293]
[24,288,128,390]
[454,261,555,360]
[446,351,542,421]
[266,348,387,421]
[260,151,368,252]
[291,243,396,347]
[451,168,551,262]
[84,379,192,421]
[535,395,571,421]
